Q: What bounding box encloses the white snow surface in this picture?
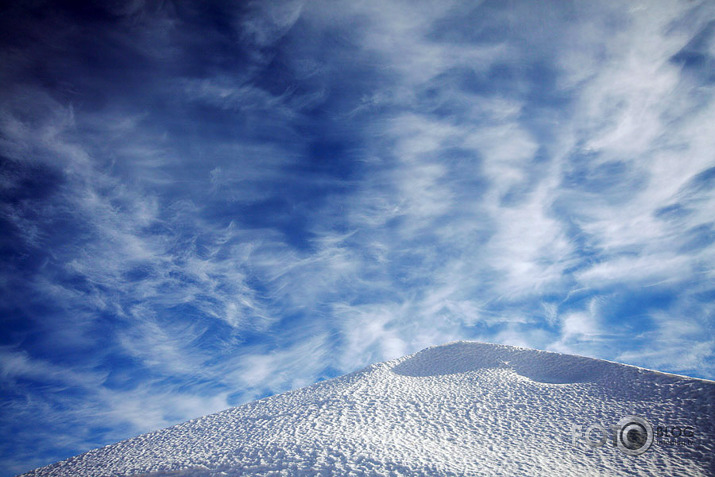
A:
[21,342,715,476]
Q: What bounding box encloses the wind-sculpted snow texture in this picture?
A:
[22,342,715,476]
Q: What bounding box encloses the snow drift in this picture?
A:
[21,342,715,476]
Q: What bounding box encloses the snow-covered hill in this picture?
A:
[21,342,715,476]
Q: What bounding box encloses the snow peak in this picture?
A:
[571,415,654,456]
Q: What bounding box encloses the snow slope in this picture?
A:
[21,342,715,476]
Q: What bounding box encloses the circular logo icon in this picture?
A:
[616,415,653,456]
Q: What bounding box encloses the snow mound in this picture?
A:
[392,342,606,383]
[21,341,715,476]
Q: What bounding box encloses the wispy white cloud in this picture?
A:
[549,298,606,353]
[615,301,715,378]
[296,0,715,373]
[227,333,331,399]
[240,0,305,48]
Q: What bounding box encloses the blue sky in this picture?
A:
[1,0,714,474]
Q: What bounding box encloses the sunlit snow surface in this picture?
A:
[22,342,715,476]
